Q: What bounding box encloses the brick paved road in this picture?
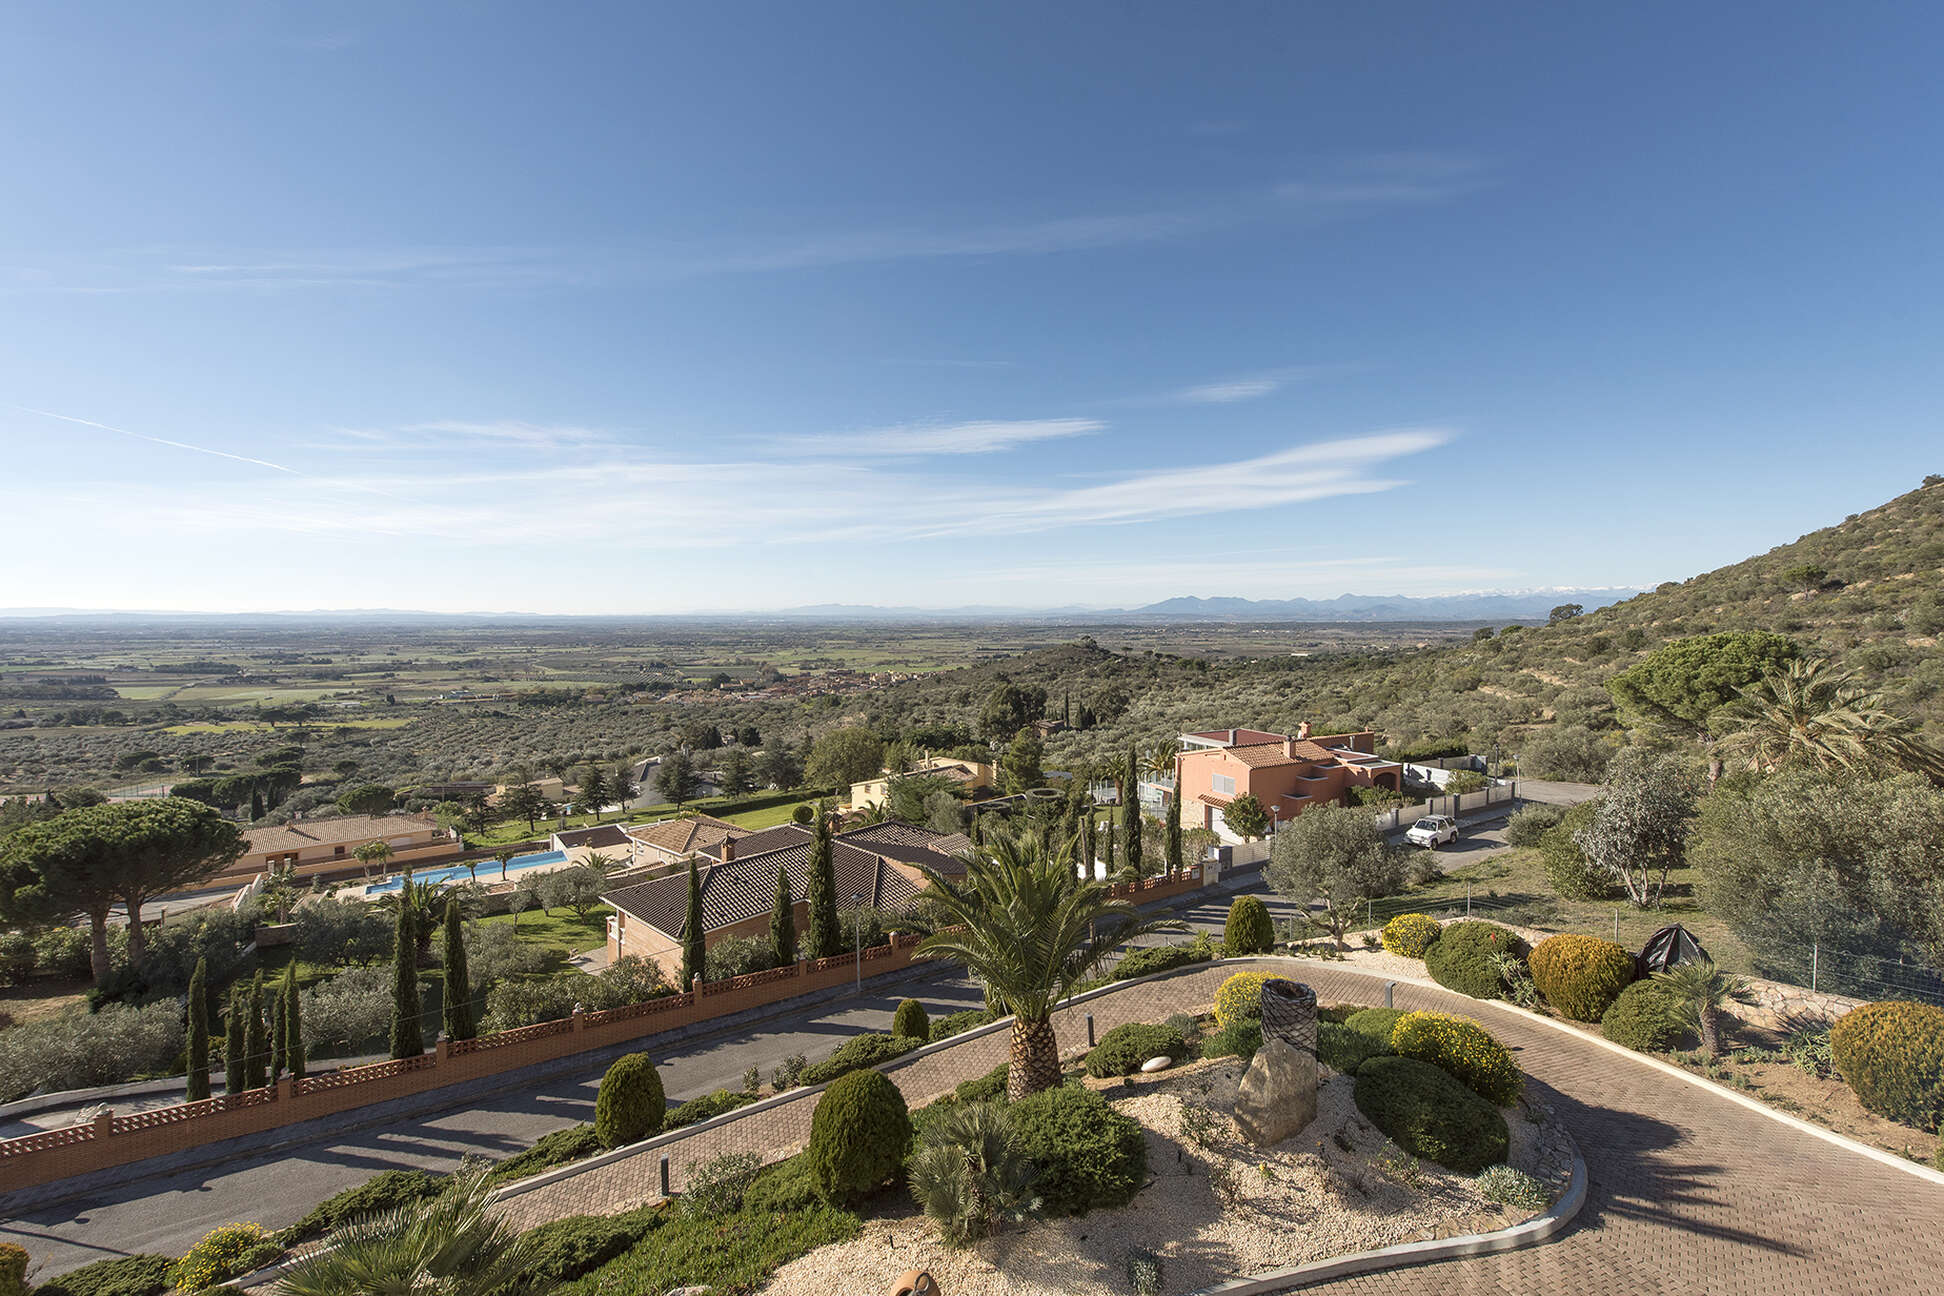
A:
[504,959,1943,1294]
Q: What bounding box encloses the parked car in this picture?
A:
[1406,815,1459,848]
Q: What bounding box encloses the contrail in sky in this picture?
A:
[14,406,300,474]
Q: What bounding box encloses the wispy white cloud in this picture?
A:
[306,420,619,454]
[1177,377,1282,404]
[790,417,1107,458]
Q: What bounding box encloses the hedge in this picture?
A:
[954,1062,1010,1104]
[1318,1021,1391,1075]
[595,1053,667,1149]
[29,1256,174,1296]
[279,1169,443,1243]
[1830,1000,1944,1130]
[929,1006,1005,1043]
[662,1089,759,1131]
[805,1070,912,1203]
[1354,1056,1509,1173]
[1424,922,1528,1000]
[1085,1023,1189,1078]
[1600,979,1688,1053]
[1344,1007,1406,1043]
[1380,913,1442,959]
[485,1123,603,1185]
[1388,1011,1521,1105]
[800,1032,924,1085]
[1223,897,1275,956]
[1010,1085,1148,1215]
[1111,935,1215,982]
[522,1207,658,1284]
[1529,934,1636,1022]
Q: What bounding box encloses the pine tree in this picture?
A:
[186,956,210,1102]
[443,897,475,1040]
[770,860,797,966]
[244,973,268,1089]
[223,986,246,1096]
[1121,748,1143,881]
[1165,791,1183,878]
[680,857,706,991]
[389,890,424,1059]
[282,961,305,1079]
[806,805,841,959]
[577,765,610,821]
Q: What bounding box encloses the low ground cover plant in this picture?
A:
[1388,1011,1521,1106]
[1474,1163,1550,1210]
[520,1207,654,1284]
[1380,913,1442,959]
[483,1123,603,1185]
[1528,934,1636,1021]
[1317,1020,1391,1075]
[928,1006,1005,1042]
[168,1224,276,1292]
[1353,1056,1510,1173]
[1110,933,1216,981]
[279,1168,444,1244]
[1009,1085,1147,1216]
[662,1088,758,1131]
[1424,922,1528,1000]
[1829,1000,1944,1130]
[27,1255,174,1296]
[1085,1022,1189,1078]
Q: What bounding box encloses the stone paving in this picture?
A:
[500,958,1944,1293]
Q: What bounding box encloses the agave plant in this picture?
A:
[277,1159,545,1296]
[911,829,1177,1098]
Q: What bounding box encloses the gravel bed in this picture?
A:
[763,1054,1570,1296]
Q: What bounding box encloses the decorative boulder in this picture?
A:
[1140,1055,1173,1074]
[1233,1037,1317,1146]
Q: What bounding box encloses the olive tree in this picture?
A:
[1573,748,1698,908]
[1267,804,1407,949]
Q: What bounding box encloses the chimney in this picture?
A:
[1284,737,1297,758]
[720,836,735,863]
[1297,721,1311,741]
[1228,729,1237,745]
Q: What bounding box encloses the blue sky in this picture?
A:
[2,3,1940,614]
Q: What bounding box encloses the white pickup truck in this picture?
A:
[1405,815,1460,848]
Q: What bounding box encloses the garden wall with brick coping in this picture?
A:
[0,868,1204,1192]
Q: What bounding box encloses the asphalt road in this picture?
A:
[4,786,1602,1276]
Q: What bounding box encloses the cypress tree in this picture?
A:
[389,892,423,1059]
[442,897,475,1040]
[185,956,210,1102]
[282,961,305,1079]
[806,806,841,959]
[242,973,267,1089]
[679,857,706,991]
[223,986,246,1096]
[770,860,797,966]
[1165,790,1183,878]
[1103,818,1116,876]
[1081,803,1096,875]
[268,989,285,1084]
[250,788,265,820]
[1121,749,1143,881]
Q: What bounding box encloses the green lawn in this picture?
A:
[475,903,612,971]
[721,798,817,829]
[1363,846,1754,973]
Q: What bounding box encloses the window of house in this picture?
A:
[1212,773,1236,795]
[334,845,346,856]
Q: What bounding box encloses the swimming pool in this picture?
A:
[363,848,569,894]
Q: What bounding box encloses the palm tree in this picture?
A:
[494,847,516,882]
[1718,657,1944,781]
[911,830,1177,1099]
[353,840,393,882]
[277,1159,545,1296]
[1652,960,1754,1058]
[1142,740,1176,780]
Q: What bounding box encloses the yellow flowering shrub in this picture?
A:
[1389,1010,1521,1106]
[0,1242,27,1296]
[1213,971,1276,1030]
[169,1222,273,1292]
[1380,913,1442,959]
[1830,1000,1944,1130]
[1528,934,1636,1021]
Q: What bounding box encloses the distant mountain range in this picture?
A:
[0,589,1638,625]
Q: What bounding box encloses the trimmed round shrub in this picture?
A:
[1830,1000,1944,1130]
[805,1069,913,1203]
[27,1255,175,1296]
[1354,1056,1510,1173]
[1223,896,1275,956]
[1504,802,1565,848]
[1010,1085,1147,1215]
[1344,1006,1405,1042]
[1424,922,1528,1000]
[1599,978,1687,1052]
[1538,802,1608,900]
[1085,1023,1189,1078]
[595,1052,667,1149]
[1381,913,1442,959]
[1213,971,1274,1029]
[170,1223,272,1292]
[1389,1010,1521,1105]
[1529,934,1636,1022]
[891,998,930,1041]
[1318,1021,1391,1075]
[1112,937,1215,982]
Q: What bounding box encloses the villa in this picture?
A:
[225,812,459,885]
[1175,725,1403,841]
